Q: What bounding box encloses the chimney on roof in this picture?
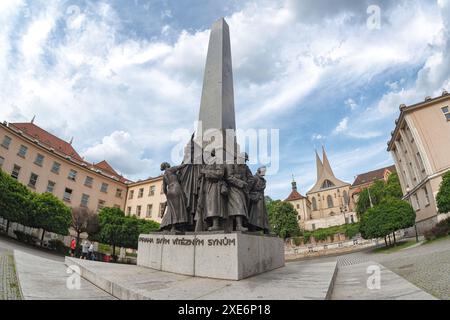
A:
[291,174,297,191]
[31,115,35,124]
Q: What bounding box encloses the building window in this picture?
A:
[113,204,121,209]
[423,187,430,206]
[127,207,132,216]
[129,190,134,200]
[51,162,61,174]
[312,224,316,230]
[351,215,355,223]
[100,183,108,193]
[321,179,335,189]
[149,185,155,196]
[136,205,142,217]
[296,204,300,209]
[17,145,28,158]
[11,164,21,179]
[63,188,73,202]
[160,184,165,194]
[414,193,420,211]
[68,169,77,181]
[311,197,317,211]
[1,136,12,149]
[84,176,93,187]
[34,153,45,166]
[81,194,90,207]
[327,195,334,208]
[343,190,349,205]
[97,200,105,212]
[28,173,38,188]
[159,203,166,217]
[146,204,153,218]
[442,106,450,121]
[0,156,4,168]
[138,188,144,198]
[46,181,55,193]
[115,188,123,198]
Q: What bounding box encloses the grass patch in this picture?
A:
[373,240,417,254]
[423,234,450,245]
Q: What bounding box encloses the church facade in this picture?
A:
[286,147,358,231]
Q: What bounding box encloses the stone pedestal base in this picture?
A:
[137,232,285,280]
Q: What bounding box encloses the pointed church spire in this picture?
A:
[31,115,36,124]
[315,149,323,181]
[69,137,73,145]
[322,146,335,177]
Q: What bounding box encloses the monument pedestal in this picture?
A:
[137,232,285,280]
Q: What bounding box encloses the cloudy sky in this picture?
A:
[1,0,449,200]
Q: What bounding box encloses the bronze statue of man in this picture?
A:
[225,153,253,231]
[159,162,190,232]
[195,150,227,231]
[248,166,270,234]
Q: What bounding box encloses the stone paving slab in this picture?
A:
[331,261,436,300]
[14,250,115,300]
[65,257,338,300]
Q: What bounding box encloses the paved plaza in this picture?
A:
[1,236,449,300]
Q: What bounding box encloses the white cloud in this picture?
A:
[82,131,154,178]
[345,98,358,110]
[333,117,349,134]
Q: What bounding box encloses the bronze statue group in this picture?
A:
[159,145,270,234]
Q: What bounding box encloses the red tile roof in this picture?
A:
[8,122,132,184]
[94,160,119,176]
[285,189,306,201]
[352,165,396,187]
[10,122,83,161]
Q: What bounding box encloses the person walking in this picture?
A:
[70,239,76,257]
[81,241,89,259]
[88,242,95,261]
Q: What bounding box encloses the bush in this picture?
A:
[48,239,68,254]
[292,237,303,246]
[424,218,450,241]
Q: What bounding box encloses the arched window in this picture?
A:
[321,179,335,189]
[312,197,317,211]
[327,195,334,208]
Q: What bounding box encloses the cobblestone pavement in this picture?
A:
[0,248,22,300]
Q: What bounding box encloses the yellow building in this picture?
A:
[0,119,134,243]
[125,176,166,224]
[387,91,450,234]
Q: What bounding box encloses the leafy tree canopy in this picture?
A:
[436,171,450,214]
[268,200,300,239]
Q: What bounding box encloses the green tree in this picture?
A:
[95,207,126,257]
[33,193,71,244]
[268,200,300,239]
[356,172,403,216]
[436,171,450,214]
[71,206,99,253]
[360,197,415,246]
[0,170,34,233]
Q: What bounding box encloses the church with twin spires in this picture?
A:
[285,147,358,231]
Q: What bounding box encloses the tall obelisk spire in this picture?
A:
[197,17,236,133]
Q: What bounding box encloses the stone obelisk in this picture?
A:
[193,17,237,163]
